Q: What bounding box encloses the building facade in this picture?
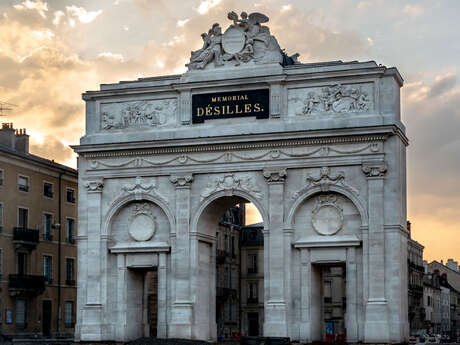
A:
[73,10,408,343]
[0,123,78,338]
[407,221,425,335]
[239,223,264,337]
[423,272,441,334]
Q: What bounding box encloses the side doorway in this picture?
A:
[42,300,52,337]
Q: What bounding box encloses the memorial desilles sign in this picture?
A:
[192,89,269,123]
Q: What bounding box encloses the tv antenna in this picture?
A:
[0,101,17,121]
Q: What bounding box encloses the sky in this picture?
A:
[0,0,459,262]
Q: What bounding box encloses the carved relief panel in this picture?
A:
[288,82,375,117]
[100,99,177,130]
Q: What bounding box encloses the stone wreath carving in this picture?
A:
[101,99,177,130]
[128,202,156,242]
[186,11,297,70]
[200,173,262,201]
[311,194,343,236]
[295,84,372,115]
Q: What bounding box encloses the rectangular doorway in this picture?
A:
[321,264,346,342]
[248,312,259,336]
[42,300,52,336]
[146,269,158,337]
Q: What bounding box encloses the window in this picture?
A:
[43,255,53,283]
[231,236,235,256]
[43,213,53,241]
[18,175,29,192]
[248,254,257,274]
[18,207,28,228]
[16,299,27,329]
[66,218,75,243]
[66,188,76,203]
[64,301,74,328]
[248,281,258,303]
[17,252,27,275]
[224,234,229,252]
[43,182,53,198]
[0,203,3,233]
[216,232,220,249]
[0,248,2,279]
[66,258,75,285]
[0,169,3,185]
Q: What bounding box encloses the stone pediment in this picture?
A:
[186,11,299,71]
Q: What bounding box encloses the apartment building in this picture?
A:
[0,123,77,338]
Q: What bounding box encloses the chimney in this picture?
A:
[0,122,15,148]
[446,258,459,272]
[14,128,29,153]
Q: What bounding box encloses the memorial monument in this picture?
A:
[73,11,408,343]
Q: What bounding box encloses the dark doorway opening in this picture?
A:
[42,300,52,337]
[247,312,260,336]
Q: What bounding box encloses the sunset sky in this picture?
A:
[0,0,459,262]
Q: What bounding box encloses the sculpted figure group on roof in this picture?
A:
[187,11,296,70]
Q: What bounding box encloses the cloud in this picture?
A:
[29,135,74,163]
[14,0,48,19]
[427,73,457,98]
[66,5,103,25]
[177,18,189,27]
[197,0,222,15]
[402,4,424,18]
[52,10,65,25]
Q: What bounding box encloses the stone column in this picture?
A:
[80,179,104,340]
[299,248,311,342]
[116,254,127,341]
[362,163,390,342]
[169,174,193,338]
[157,252,168,338]
[346,247,358,342]
[263,169,288,336]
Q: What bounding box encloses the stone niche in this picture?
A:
[110,200,170,244]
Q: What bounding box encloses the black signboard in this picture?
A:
[192,89,269,123]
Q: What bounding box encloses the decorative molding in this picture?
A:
[170,174,194,188]
[311,194,343,236]
[263,168,287,183]
[101,99,177,130]
[200,173,262,201]
[362,163,387,178]
[85,180,103,192]
[292,166,359,199]
[82,134,388,159]
[120,176,168,204]
[87,142,383,171]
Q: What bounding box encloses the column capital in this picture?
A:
[169,173,193,188]
[85,179,104,193]
[263,168,287,184]
[362,162,387,178]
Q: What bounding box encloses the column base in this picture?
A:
[264,301,288,337]
[364,300,390,343]
[168,302,193,338]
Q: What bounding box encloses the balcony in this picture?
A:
[43,233,53,241]
[13,227,39,249]
[9,274,45,297]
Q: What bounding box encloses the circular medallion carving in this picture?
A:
[128,203,156,241]
[222,27,246,54]
[311,195,343,236]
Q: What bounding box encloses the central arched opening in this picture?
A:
[194,195,264,341]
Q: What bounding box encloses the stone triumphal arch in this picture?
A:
[74,11,409,343]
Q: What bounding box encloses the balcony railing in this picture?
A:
[13,227,39,245]
[216,249,229,264]
[9,274,45,296]
[248,266,258,274]
[43,232,53,241]
[217,287,237,300]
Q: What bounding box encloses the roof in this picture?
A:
[0,144,77,175]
